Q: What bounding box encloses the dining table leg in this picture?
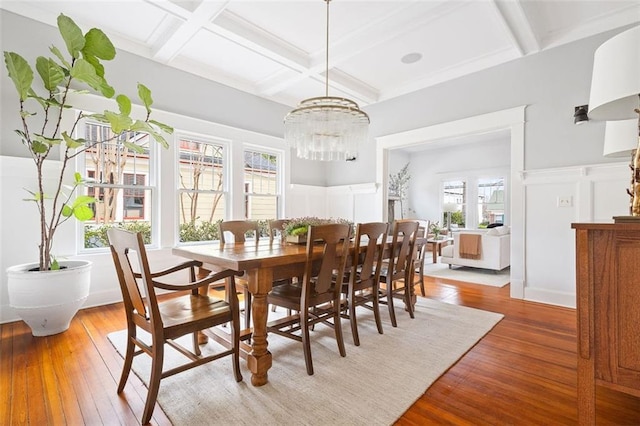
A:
[245,268,273,386]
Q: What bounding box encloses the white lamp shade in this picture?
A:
[603,119,639,157]
[443,202,458,213]
[588,25,640,121]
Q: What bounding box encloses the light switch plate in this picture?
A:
[557,196,572,207]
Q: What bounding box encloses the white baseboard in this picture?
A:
[524,287,576,309]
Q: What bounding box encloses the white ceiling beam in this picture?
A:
[209,10,310,72]
[539,4,640,49]
[491,0,540,56]
[151,1,230,63]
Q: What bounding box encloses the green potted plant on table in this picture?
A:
[4,14,172,336]
[429,221,444,240]
[284,217,353,244]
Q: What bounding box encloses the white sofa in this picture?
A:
[440,227,510,271]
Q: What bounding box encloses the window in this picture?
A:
[177,137,226,242]
[477,177,505,227]
[244,149,280,220]
[123,173,146,219]
[82,122,155,248]
[442,179,466,228]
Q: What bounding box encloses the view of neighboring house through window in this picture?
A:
[442,179,466,228]
[477,177,505,226]
[83,122,155,248]
[178,137,226,242]
[244,149,280,220]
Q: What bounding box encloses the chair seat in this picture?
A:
[159,295,232,336]
[268,281,335,308]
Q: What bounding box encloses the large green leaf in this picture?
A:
[132,120,170,149]
[83,54,105,78]
[104,110,133,133]
[34,133,62,146]
[70,58,103,91]
[123,141,145,154]
[138,83,153,114]
[73,205,94,221]
[99,80,115,98]
[57,14,85,59]
[83,28,115,60]
[149,119,174,135]
[35,57,65,92]
[72,195,96,207]
[62,132,84,149]
[49,45,71,70]
[61,204,73,217]
[4,52,33,101]
[116,94,131,116]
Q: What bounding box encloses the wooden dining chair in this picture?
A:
[107,228,243,425]
[219,220,260,329]
[219,220,260,244]
[378,219,419,327]
[268,219,290,244]
[268,219,294,314]
[340,221,388,346]
[267,223,350,375]
[414,219,430,297]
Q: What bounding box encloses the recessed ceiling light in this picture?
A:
[401,52,422,64]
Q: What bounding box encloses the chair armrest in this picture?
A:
[152,269,242,292]
[133,260,203,279]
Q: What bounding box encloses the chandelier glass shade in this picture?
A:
[284,96,369,161]
[284,0,370,161]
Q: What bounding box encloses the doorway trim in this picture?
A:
[375,106,526,299]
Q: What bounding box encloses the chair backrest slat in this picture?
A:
[354,222,389,281]
[268,219,289,243]
[389,220,419,280]
[219,220,260,244]
[108,228,156,322]
[303,224,350,296]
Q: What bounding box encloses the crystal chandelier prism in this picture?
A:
[284,0,370,161]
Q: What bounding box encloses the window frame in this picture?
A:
[174,132,230,245]
[242,144,283,220]
[76,117,159,252]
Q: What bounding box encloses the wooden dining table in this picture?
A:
[172,235,423,387]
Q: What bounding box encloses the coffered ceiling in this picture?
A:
[2,1,638,108]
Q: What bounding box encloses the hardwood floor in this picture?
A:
[2,277,639,425]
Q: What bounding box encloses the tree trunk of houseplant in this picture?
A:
[7,260,92,336]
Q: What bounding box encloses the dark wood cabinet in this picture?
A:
[572,223,640,425]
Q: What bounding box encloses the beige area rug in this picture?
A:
[424,263,511,287]
[108,297,503,425]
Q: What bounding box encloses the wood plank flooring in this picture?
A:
[2,277,639,425]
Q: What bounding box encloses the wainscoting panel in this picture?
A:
[522,162,629,308]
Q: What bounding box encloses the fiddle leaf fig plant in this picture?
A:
[4,13,173,271]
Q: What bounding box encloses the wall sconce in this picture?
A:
[574,105,589,124]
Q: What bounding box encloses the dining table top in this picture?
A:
[172,239,331,271]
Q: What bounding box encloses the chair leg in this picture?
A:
[230,308,243,383]
[349,293,360,346]
[300,309,314,375]
[192,332,202,356]
[142,341,164,425]
[386,281,398,327]
[117,331,136,394]
[244,289,252,330]
[372,285,383,335]
[404,281,415,319]
[334,306,346,357]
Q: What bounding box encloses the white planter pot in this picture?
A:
[7,260,92,336]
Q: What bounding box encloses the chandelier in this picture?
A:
[284,0,370,161]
